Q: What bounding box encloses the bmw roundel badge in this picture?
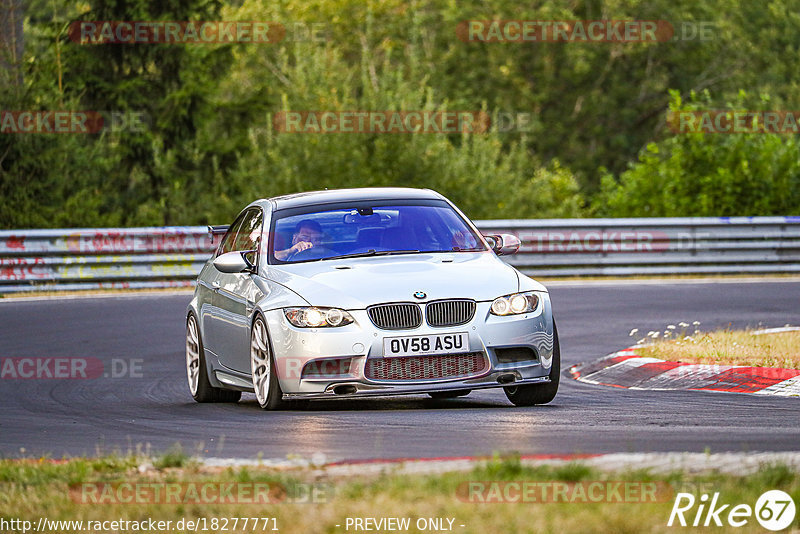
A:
[413,291,426,299]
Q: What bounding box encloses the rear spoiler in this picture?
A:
[207,225,229,243]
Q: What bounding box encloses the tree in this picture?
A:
[594,91,800,216]
[0,0,24,85]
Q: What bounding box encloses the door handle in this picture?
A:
[211,281,220,291]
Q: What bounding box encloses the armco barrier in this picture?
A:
[480,216,800,277]
[0,227,214,293]
[0,217,798,292]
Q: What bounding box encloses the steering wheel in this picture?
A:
[291,246,335,261]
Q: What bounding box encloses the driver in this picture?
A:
[275,219,323,260]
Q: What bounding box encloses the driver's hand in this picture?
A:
[292,241,314,254]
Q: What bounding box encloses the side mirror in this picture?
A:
[484,233,521,256]
[213,251,256,273]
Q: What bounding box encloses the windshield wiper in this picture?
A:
[327,249,420,260]
[451,246,485,252]
[383,249,421,255]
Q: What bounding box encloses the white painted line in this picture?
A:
[752,326,800,335]
[198,452,800,476]
[572,342,799,397]
[584,452,800,475]
[578,357,665,383]
[755,376,800,397]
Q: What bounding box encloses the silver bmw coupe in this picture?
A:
[186,187,559,409]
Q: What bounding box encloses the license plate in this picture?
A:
[383,332,470,357]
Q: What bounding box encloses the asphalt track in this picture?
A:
[1,280,798,460]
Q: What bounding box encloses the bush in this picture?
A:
[594,91,800,217]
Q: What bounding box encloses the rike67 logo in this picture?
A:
[668,490,796,531]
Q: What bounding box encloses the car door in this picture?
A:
[200,211,247,358]
[212,208,264,373]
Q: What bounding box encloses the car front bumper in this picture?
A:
[261,293,555,399]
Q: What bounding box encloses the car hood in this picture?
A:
[266,252,537,309]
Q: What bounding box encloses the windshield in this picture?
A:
[268,200,486,264]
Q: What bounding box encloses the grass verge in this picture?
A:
[1,454,798,533]
[636,327,800,369]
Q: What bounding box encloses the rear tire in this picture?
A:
[428,389,471,399]
[504,321,560,406]
[186,314,241,403]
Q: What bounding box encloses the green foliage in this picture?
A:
[222,42,583,220]
[595,91,800,216]
[2,455,799,534]
[3,0,800,227]
[0,455,138,485]
[1,0,232,227]
[153,444,191,470]
[479,453,524,479]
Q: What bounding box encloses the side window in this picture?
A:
[217,212,248,256]
[233,209,263,252]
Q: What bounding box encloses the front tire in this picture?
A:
[186,314,241,403]
[250,315,285,410]
[504,321,560,406]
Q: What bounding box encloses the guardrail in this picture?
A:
[1,216,798,292]
[0,227,213,293]
[481,216,800,277]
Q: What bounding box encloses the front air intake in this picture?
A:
[365,353,488,381]
[425,299,476,327]
[495,347,538,364]
[367,302,423,330]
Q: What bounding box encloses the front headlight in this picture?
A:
[284,307,355,328]
[490,291,539,316]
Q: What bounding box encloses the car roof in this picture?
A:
[264,187,445,211]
